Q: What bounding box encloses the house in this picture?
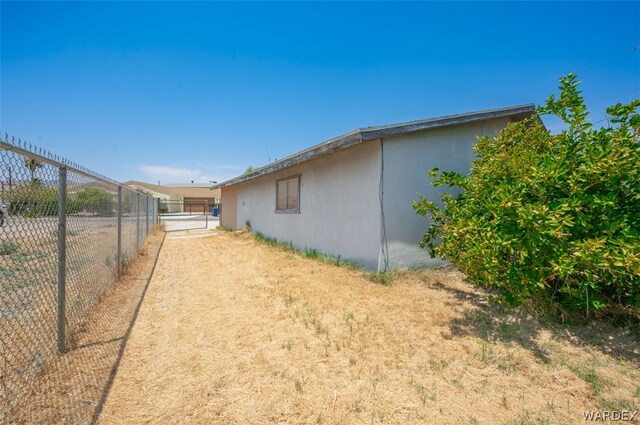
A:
[163,183,221,214]
[212,105,536,271]
[124,181,221,214]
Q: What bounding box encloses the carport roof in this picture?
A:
[211,104,536,190]
[126,180,221,198]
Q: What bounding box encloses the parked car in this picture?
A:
[0,202,7,226]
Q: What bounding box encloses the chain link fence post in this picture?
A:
[57,166,67,354]
[136,192,140,249]
[145,196,149,236]
[0,135,168,416]
[117,186,122,278]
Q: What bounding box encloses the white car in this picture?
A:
[0,202,7,226]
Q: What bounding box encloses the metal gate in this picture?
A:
[159,200,209,231]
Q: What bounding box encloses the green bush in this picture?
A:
[413,74,639,317]
[69,187,115,215]
[7,184,117,217]
[8,182,59,216]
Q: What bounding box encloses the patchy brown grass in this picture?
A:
[97,230,639,424]
[1,220,149,414]
[4,229,165,424]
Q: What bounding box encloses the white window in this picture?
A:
[276,175,300,213]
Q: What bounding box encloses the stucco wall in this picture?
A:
[381,117,512,269]
[220,184,238,229]
[235,141,382,269]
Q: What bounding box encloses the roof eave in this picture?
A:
[359,104,535,141]
[211,104,537,190]
[211,131,362,189]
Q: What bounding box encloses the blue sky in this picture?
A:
[1,1,639,184]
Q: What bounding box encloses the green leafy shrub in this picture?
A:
[413,74,639,317]
[69,187,116,215]
[8,182,59,216]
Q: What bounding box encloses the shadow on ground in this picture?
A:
[433,279,640,365]
[5,232,166,425]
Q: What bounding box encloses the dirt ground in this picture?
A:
[4,229,165,424]
[1,214,143,413]
[96,229,639,425]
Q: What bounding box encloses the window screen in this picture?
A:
[276,175,300,212]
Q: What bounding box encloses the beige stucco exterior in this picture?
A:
[222,116,520,270]
[124,181,220,213]
[381,117,511,269]
[220,184,238,229]
[233,141,382,269]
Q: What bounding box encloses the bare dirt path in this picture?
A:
[97,230,639,425]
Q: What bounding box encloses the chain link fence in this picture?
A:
[0,134,158,419]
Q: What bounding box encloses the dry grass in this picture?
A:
[97,230,639,424]
[1,220,143,414]
[4,229,165,424]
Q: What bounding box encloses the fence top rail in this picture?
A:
[1,132,154,197]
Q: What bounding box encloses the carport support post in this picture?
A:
[117,186,122,278]
[136,193,140,250]
[57,166,67,354]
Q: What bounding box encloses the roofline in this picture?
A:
[211,104,536,190]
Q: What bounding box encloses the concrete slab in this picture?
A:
[160,214,219,232]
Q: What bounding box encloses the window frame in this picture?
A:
[275,174,301,214]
